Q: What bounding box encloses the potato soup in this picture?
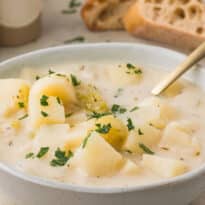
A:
[0,63,204,188]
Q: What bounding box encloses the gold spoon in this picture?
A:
[151,41,205,96]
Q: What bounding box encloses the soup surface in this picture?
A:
[0,63,204,188]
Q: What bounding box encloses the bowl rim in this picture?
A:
[0,42,204,194]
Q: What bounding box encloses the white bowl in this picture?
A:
[0,43,205,205]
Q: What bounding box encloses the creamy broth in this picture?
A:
[0,63,204,188]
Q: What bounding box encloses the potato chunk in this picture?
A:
[76,83,109,113]
[142,154,188,178]
[93,115,128,150]
[33,124,70,154]
[123,124,161,154]
[0,79,30,117]
[29,96,65,129]
[163,81,183,97]
[108,64,143,86]
[120,159,140,175]
[71,132,124,177]
[64,119,95,152]
[136,97,178,129]
[160,121,201,156]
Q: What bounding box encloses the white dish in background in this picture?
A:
[0,43,205,205]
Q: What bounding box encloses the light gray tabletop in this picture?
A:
[0,0,204,204]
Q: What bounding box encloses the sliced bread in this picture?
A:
[81,0,135,30]
[124,0,205,50]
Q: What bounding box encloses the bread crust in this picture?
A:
[81,0,135,31]
[124,2,205,50]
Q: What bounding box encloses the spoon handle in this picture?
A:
[151,41,205,96]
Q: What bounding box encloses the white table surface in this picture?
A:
[0,0,205,204]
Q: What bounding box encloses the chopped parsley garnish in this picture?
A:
[56,73,67,77]
[82,133,92,148]
[95,123,111,134]
[40,95,49,106]
[56,97,61,105]
[126,63,142,75]
[64,36,85,44]
[111,104,127,114]
[48,69,55,75]
[36,147,50,158]
[130,106,139,112]
[127,118,135,131]
[114,88,123,98]
[69,0,81,8]
[18,114,28,120]
[35,75,40,80]
[70,74,81,86]
[125,150,133,154]
[126,63,136,69]
[87,111,111,119]
[139,143,154,155]
[50,148,73,167]
[25,152,34,159]
[62,9,77,14]
[18,102,25,108]
[41,111,48,117]
[65,113,73,118]
[138,128,144,135]
[61,0,81,14]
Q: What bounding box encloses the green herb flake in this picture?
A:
[69,0,81,8]
[138,128,144,135]
[62,9,77,14]
[114,88,123,98]
[65,113,73,118]
[36,147,50,158]
[70,74,81,86]
[95,123,111,134]
[82,133,92,149]
[50,148,73,167]
[126,64,142,75]
[25,152,34,159]
[35,75,40,80]
[18,114,28,120]
[127,118,135,131]
[64,36,85,44]
[41,111,48,117]
[126,63,136,69]
[40,95,49,106]
[111,104,127,114]
[139,143,154,155]
[125,150,133,154]
[48,69,55,75]
[56,97,61,105]
[130,106,139,112]
[18,102,25,108]
[87,111,111,119]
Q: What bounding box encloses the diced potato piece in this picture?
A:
[123,124,161,154]
[76,83,109,113]
[64,119,96,152]
[0,79,30,117]
[29,75,77,109]
[29,96,65,129]
[163,81,183,97]
[160,121,201,155]
[120,159,140,175]
[93,115,128,150]
[137,97,178,129]
[108,64,142,86]
[71,132,124,177]
[33,124,70,154]
[142,154,188,178]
